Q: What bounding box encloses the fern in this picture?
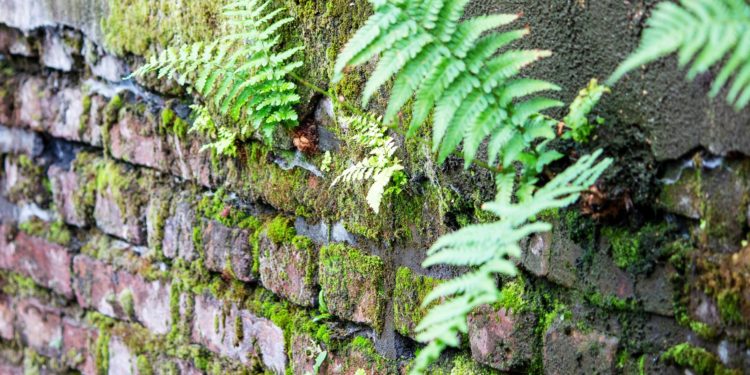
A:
[562,79,610,143]
[129,0,302,145]
[410,151,612,374]
[609,0,750,110]
[333,0,563,167]
[331,116,405,213]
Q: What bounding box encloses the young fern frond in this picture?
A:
[333,0,562,166]
[331,116,406,214]
[410,151,612,374]
[129,0,302,145]
[609,0,750,110]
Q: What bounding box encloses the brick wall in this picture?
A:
[1,2,749,375]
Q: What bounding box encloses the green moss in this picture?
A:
[495,277,526,313]
[118,289,135,318]
[18,218,72,246]
[393,267,441,337]
[79,93,92,135]
[540,302,571,334]
[94,329,111,375]
[5,154,49,206]
[160,107,188,138]
[101,0,225,57]
[717,290,743,324]
[0,270,52,300]
[136,355,153,375]
[319,243,386,332]
[603,222,672,272]
[586,292,638,312]
[266,216,296,244]
[662,343,741,375]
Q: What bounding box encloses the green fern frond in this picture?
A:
[609,0,750,110]
[409,151,612,374]
[334,0,561,167]
[129,0,302,148]
[331,116,406,214]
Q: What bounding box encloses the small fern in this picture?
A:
[332,0,563,166]
[188,104,239,157]
[410,151,612,373]
[331,115,405,213]
[562,79,610,143]
[129,0,302,145]
[609,0,750,110]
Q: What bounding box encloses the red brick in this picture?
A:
[0,295,14,340]
[191,293,285,373]
[0,228,73,298]
[109,110,170,171]
[62,317,98,375]
[115,270,172,334]
[258,233,318,307]
[73,255,117,317]
[48,165,88,227]
[162,195,197,261]
[15,297,63,356]
[467,306,536,371]
[202,219,255,282]
[543,321,619,375]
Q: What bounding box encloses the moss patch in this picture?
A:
[662,343,741,375]
[393,267,441,338]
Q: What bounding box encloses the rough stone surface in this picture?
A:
[467,305,536,371]
[636,265,675,317]
[201,219,255,282]
[258,233,318,307]
[48,165,88,227]
[162,193,197,261]
[0,295,15,340]
[543,321,619,375]
[15,297,63,357]
[319,244,386,331]
[0,227,73,298]
[191,293,286,373]
[0,125,43,157]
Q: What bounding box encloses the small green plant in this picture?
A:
[562,79,609,143]
[129,0,302,151]
[331,115,406,213]
[411,152,611,372]
[332,0,563,167]
[609,0,750,110]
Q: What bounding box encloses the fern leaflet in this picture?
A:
[129,0,302,146]
[609,0,750,110]
[333,0,563,167]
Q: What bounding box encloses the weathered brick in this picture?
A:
[0,125,43,157]
[162,193,197,261]
[543,321,619,375]
[587,251,635,300]
[319,243,386,331]
[146,186,172,256]
[40,31,76,72]
[0,295,14,340]
[467,305,536,371]
[15,297,64,356]
[47,87,85,141]
[392,267,441,339]
[1,154,50,206]
[14,76,51,131]
[636,265,675,317]
[72,255,172,334]
[108,335,138,375]
[73,255,118,317]
[191,293,286,373]
[259,233,318,307]
[0,227,73,298]
[109,109,171,171]
[93,162,150,245]
[62,317,98,375]
[49,165,88,227]
[201,219,255,282]
[167,135,214,187]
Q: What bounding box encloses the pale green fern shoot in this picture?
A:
[609,0,750,110]
[188,104,239,157]
[129,0,302,145]
[410,151,612,373]
[331,116,405,214]
[332,0,563,166]
[562,79,610,143]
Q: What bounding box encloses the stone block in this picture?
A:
[0,227,73,298]
[318,243,386,331]
[467,305,536,371]
[258,232,318,307]
[201,219,255,282]
[543,321,619,375]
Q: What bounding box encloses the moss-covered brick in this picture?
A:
[258,229,319,307]
[3,154,50,206]
[318,243,386,332]
[662,343,741,375]
[93,160,153,244]
[393,267,441,339]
